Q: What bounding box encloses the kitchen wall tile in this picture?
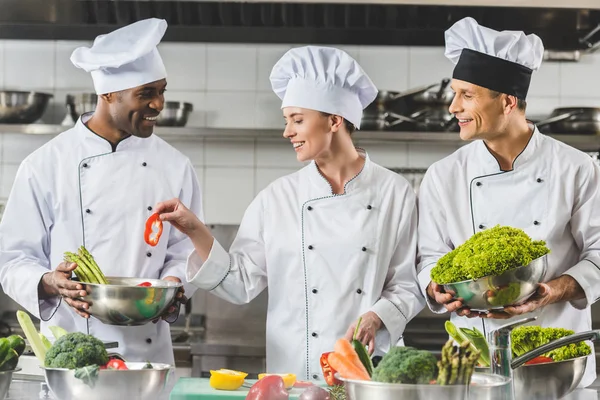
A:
[359,46,409,91]
[204,92,256,128]
[255,92,284,129]
[524,96,561,120]
[163,91,206,128]
[0,164,18,198]
[55,41,94,90]
[2,133,53,164]
[166,137,205,166]
[559,97,600,107]
[256,45,292,91]
[205,138,255,167]
[408,46,453,88]
[204,167,255,224]
[336,46,361,62]
[255,167,299,194]
[4,40,55,90]
[560,53,600,98]
[159,43,207,91]
[356,142,408,168]
[0,41,6,89]
[528,62,560,98]
[206,45,257,91]
[256,140,300,168]
[407,143,458,168]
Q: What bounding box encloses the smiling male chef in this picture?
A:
[0,18,202,364]
[417,17,600,387]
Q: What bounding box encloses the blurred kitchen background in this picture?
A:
[1,0,600,381]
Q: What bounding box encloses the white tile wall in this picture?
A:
[0,40,597,224]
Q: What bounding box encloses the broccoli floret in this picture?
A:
[44,332,108,369]
[372,346,438,384]
[431,225,550,284]
[511,326,592,362]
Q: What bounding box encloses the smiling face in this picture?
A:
[106,78,167,138]
[448,79,510,141]
[282,107,335,162]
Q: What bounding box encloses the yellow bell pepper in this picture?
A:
[258,373,296,389]
[209,369,248,390]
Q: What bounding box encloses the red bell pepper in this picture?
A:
[246,375,289,400]
[524,356,554,365]
[137,282,152,287]
[320,352,342,386]
[144,213,163,247]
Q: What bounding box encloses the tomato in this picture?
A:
[106,359,128,370]
[524,356,554,365]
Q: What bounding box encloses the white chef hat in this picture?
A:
[445,17,544,99]
[270,46,378,129]
[70,18,168,95]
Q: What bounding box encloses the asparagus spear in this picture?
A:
[457,340,469,384]
[449,353,460,385]
[64,252,96,283]
[78,247,107,284]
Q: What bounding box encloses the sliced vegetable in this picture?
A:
[16,310,47,364]
[258,373,296,389]
[246,375,289,400]
[144,213,163,247]
[209,369,248,390]
[106,359,128,370]
[49,326,68,341]
[351,317,374,377]
[524,356,554,365]
[320,352,342,386]
[137,282,152,287]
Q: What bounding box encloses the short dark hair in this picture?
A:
[320,112,356,135]
[489,90,527,112]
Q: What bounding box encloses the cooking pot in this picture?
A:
[399,78,454,106]
[535,107,600,134]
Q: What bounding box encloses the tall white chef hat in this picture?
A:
[445,17,544,100]
[70,18,168,95]
[270,46,378,129]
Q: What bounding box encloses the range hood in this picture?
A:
[1,0,599,50]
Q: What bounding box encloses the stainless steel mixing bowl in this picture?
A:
[0,368,20,400]
[43,362,174,400]
[66,93,97,121]
[0,91,53,123]
[513,355,587,399]
[82,277,182,326]
[442,255,548,311]
[156,101,193,127]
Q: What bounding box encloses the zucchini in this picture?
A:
[352,317,374,377]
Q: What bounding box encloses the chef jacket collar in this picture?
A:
[477,123,539,172]
[77,112,144,152]
[309,148,372,195]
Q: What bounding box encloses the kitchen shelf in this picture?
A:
[2,124,600,150]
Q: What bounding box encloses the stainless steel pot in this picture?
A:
[536,107,600,134]
[66,93,97,122]
[400,78,454,106]
[0,91,53,124]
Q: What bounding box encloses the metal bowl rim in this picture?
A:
[81,276,183,289]
[337,372,510,388]
[519,354,589,368]
[438,254,548,286]
[42,362,174,372]
[0,367,21,375]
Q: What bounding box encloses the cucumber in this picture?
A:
[6,335,25,356]
[352,317,374,377]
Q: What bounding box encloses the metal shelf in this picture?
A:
[1,124,599,150]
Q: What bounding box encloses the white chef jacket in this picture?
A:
[417,125,600,387]
[0,113,202,364]
[187,151,425,380]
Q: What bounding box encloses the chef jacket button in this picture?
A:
[147,206,153,211]
[367,205,372,210]
[362,247,367,252]
[534,220,540,225]
[146,252,152,257]
[312,288,318,294]
[142,162,147,167]
[476,182,482,187]
[357,289,362,294]
[82,163,89,168]
[308,245,314,250]
[536,178,543,183]
[312,374,319,380]
[307,206,313,211]
[312,332,318,338]
[146,338,152,344]
[478,224,484,229]
[85,209,91,214]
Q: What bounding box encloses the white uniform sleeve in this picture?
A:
[159,160,203,297]
[186,191,267,305]
[562,159,600,309]
[370,187,425,344]
[0,159,60,320]
[416,167,452,314]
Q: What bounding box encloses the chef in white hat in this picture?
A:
[0,18,202,365]
[417,17,600,387]
[152,46,425,380]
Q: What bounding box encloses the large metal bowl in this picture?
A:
[43,362,174,400]
[339,372,511,400]
[66,93,97,122]
[0,91,53,123]
[441,255,548,311]
[82,277,182,326]
[0,368,21,400]
[156,101,193,127]
[513,355,587,399]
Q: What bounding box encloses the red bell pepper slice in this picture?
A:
[320,352,342,386]
[144,213,163,247]
[137,282,152,287]
[524,356,554,365]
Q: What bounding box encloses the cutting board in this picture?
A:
[170,378,325,400]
